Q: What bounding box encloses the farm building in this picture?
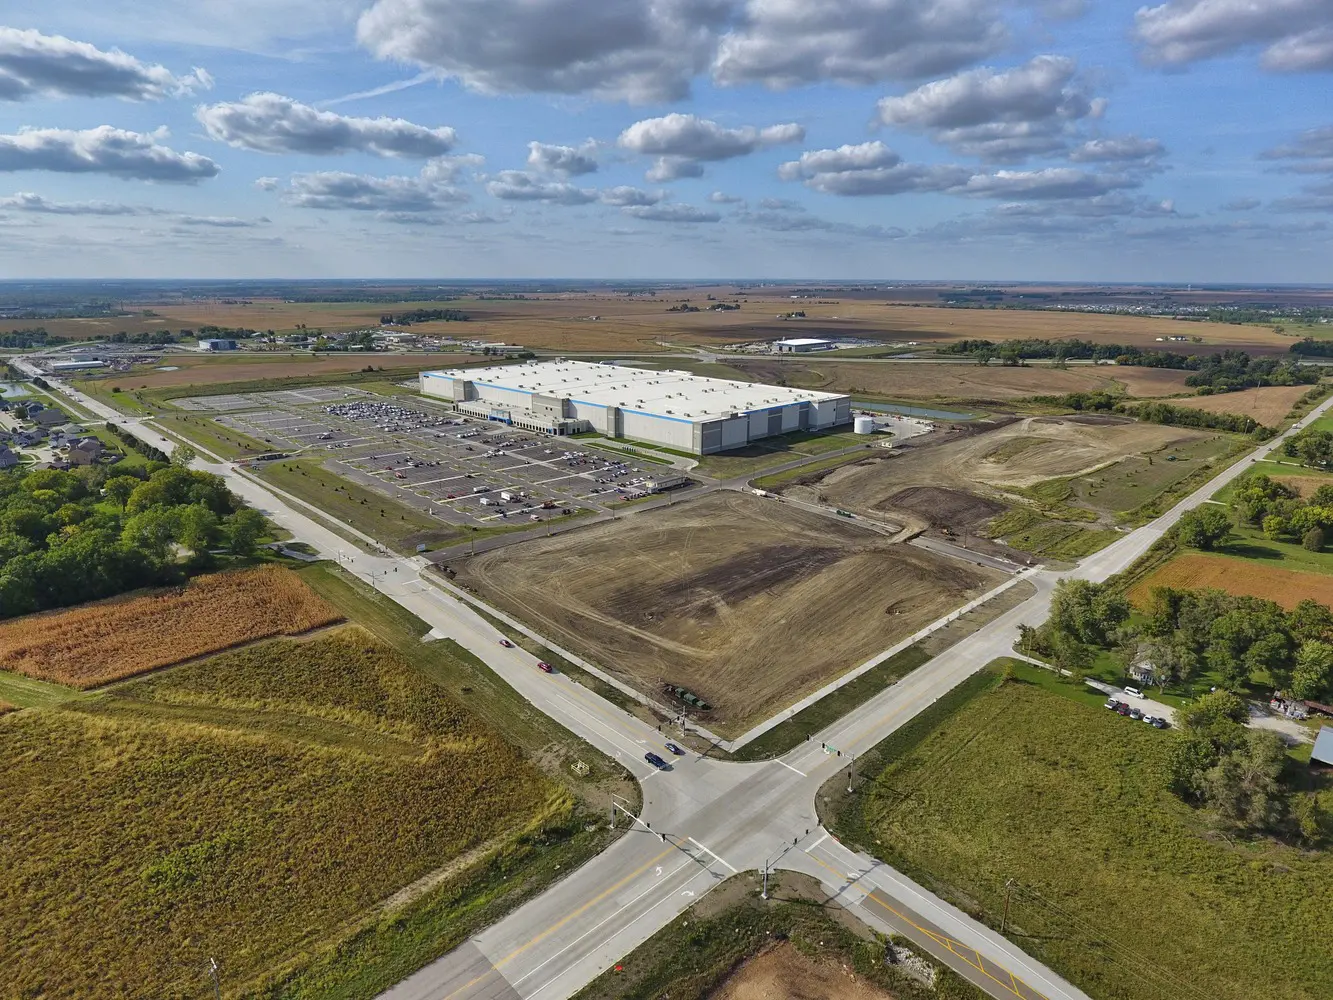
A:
[773,338,834,353]
[1312,727,1333,769]
[420,360,851,454]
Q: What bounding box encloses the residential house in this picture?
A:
[67,437,104,466]
[0,446,19,469]
[13,428,44,447]
[32,408,66,429]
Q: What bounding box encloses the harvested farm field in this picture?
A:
[0,566,342,688]
[1126,553,1333,609]
[1104,366,1193,397]
[708,943,896,1000]
[84,353,482,391]
[731,359,1115,401]
[1164,385,1311,427]
[453,492,1003,735]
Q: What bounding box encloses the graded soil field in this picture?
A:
[709,943,897,1000]
[453,492,1003,735]
[1103,366,1193,397]
[785,416,1213,509]
[845,675,1333,1000]
[0,566,341,688]
[1165,384,1310,427]
[1,626,562,999]
[1126,552,1333,609]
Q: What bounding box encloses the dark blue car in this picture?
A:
[644,752,668,769]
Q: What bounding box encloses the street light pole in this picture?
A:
[207,958,221,1000]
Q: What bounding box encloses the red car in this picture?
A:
[537,661,554,673]
[499,639,515,648]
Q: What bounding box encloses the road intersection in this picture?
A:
[27,362,1333,1000]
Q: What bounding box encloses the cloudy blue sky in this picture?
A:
[1,0,1331,281]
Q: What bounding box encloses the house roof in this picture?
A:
[1313,726,1333,767]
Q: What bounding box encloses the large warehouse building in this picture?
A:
[420,360,851,454]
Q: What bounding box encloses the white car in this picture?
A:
[1123,686,1144,699]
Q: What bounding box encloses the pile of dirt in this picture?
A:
[879,486,1005,532]
[709,943,898,1000]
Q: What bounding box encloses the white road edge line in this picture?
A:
[773,759,807,777]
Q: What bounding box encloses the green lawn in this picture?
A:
[254,458,470,553]
[839,670,1333,1000]
[151,411,274,460]
[750,448,877,489]
[986,506,1119,561]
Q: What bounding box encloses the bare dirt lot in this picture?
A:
[453,492,1002,736]
[1165,384,1310,427]
[1105,366,1194,397]
[708,943,898,1000]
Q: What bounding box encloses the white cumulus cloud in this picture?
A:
[0,126,219,182]
[196,93,456,157]
[0,26,210,102]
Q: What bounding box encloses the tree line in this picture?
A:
[0,458,268,619]
[379,309,470,325]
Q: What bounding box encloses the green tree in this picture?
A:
[1305,527,1326,551]
[225,508,266,556]
[120,507,181,562]
[170,443,198,468]
[1291,640,1333,701]
[1288,599,1333,643]
[1048,579,1129,647]
[103,475,139,509]
[1202,730,1287,830]
[1176,507,1234,551]
[176,504,219,556]
[1179,688,1248,730]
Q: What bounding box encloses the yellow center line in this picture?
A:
[437,842,678,1000]
[804,848,1048,1000]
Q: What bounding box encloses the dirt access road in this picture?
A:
[453,491,1003,737]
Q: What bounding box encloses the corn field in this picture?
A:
[0,566,342,688]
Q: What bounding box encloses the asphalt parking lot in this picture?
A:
[173,387,691,528]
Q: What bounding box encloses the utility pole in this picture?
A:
[761,856,771,900]
[207,958,221,1000]
[1001,879,1015,934]
[847,755,855,794]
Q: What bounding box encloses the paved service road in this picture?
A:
[27,361,1333,1000]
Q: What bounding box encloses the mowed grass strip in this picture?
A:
[0,566,342,688]
[1,627,562,1000]
[850,675,1333,1000]
[1125,551,1333,608]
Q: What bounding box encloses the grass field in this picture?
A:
[1066,432,1242,517]
[90,354,479,393]
[1,625,568,1000]
[254,458,475,553]
[151,410,274,459]
[840,671,1333,1000]
[0,567,341,688]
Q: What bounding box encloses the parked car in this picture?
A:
[536,661,553,673]
[499,639,515,648]
[664,742,685,755]
[1129,708,1143,721]
[644,752,668,769]
[1148,716,1169,729]
[1104,698,1121,710]
[1124,686,1144,699]
[1115,703,1132,716]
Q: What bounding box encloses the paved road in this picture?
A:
[27,361,1333,1000]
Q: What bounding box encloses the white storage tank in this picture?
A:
[854,415,876,435]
